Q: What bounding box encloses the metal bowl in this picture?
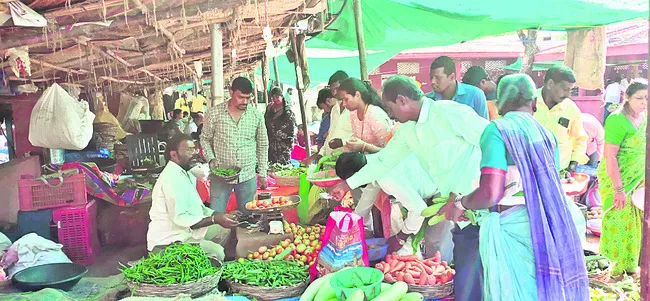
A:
[306,170,342,187]
[248,195,302,213]
[12,263,88,292]
[211,166,242,182]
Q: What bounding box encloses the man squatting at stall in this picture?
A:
[331,75,489,301]
[147,134,240,262]
[334,151,439,257]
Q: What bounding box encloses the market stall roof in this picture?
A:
[1,0,647,89]
[0,0,327,89]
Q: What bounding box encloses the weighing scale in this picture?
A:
[246,193,301,233]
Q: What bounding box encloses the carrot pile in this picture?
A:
[374,252,454,286]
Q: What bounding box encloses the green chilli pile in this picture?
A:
[221,259,309,288]
[119,243,219,285]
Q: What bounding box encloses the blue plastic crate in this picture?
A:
[17,209,54,240]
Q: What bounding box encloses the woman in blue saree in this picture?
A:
[440,74,589,300]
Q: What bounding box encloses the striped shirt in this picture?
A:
[201,102,269,183]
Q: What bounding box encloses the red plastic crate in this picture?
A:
[19,173,87,211]
[53,200,100,266]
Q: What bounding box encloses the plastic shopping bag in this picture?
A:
[310,207,369,278]
[29,83,94,150]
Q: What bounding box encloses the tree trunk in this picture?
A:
[518,30,540,75]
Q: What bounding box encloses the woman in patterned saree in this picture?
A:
[265,87,297,165]
[598,79,647,275]
[440,74,588,300]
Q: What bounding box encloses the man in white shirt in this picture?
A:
[304,71,354,162]
[620,74,630,91]
[335,152,454,258]
[604,75,624,121]
[330,75,488,301]
[147,134,239,260]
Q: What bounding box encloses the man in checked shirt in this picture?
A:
[201,77,269,214]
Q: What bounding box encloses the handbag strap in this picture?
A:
[337,213,354,231]
[37,165,79,188]
[37,172,65,188]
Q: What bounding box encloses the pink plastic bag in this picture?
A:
[310,207,369,279]
[291,145,307,161]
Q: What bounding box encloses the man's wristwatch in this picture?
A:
[453,194,467,211]
[396,232,409,246]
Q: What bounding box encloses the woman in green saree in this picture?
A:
[597,79,647,275]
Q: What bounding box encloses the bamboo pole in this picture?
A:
[211,24,224,107]
[352,0,368,81]
[290,29,310,157]
[261,54,270,105]
[249,70,258,107]
[272,56,282,89]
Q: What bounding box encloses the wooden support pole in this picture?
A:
[641,51,650,300]
[261,54,270,105]
[272,56,282,89]
[290,29,311,157]
[31,58,89,75]
[352,0,368,81]
[211,24,224,107]
[249,70,258,107]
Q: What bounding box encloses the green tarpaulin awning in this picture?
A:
[502,58,565,72]
[265,0,647,86]
[309,0,647,51]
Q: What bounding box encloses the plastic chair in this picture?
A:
[125,134,161,174]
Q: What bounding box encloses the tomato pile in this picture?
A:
[245,196,293,210]
[245,223,325,267]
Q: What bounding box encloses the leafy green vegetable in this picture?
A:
[211,167,237,177]
[275,167,308,177]
[589,287,619,301]
[585,255,611,274]
[611,275,640,301]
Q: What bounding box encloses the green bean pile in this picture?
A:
[119,243,219,285]
[275,167,307,177]
[221,259,308,288]
[211,167,237,177]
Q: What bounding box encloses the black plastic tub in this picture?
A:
[12,263,88,292]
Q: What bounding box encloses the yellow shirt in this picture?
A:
[174,98,190,115]
[190,95,206,113]
[533,88,589,169]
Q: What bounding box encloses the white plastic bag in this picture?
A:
[4,233,71,277]
[189,163,210,181]
[29,83,95,150]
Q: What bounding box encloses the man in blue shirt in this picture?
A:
[315,89,336,148]
[426,56,489,119]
